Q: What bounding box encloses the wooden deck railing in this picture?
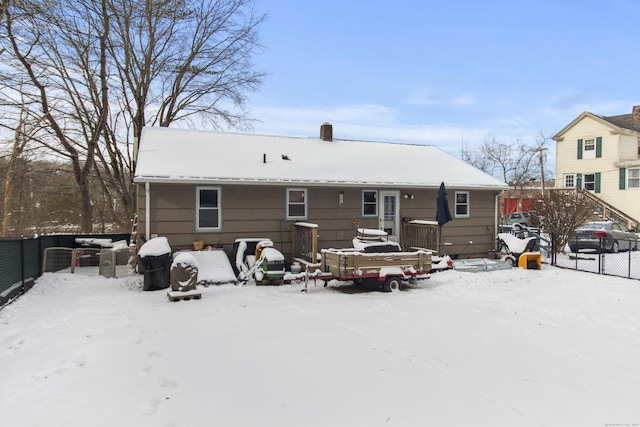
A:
[291,222,319,267]
[578,189,639,230]
[401,220,440,254]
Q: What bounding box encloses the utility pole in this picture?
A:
[538,148,546,196]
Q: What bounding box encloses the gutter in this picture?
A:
[133,176,510,191]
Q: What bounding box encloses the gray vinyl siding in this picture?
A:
[137,183,500,259]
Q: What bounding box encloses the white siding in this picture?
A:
[555,114,640,222]
[555,116,617,188]
[619,134,639,160]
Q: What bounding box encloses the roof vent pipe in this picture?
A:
[263,153,266,163]
[320,122,333,141]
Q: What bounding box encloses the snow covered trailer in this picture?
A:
[319,248,432,292]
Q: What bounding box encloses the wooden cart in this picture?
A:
[317,248,432,292]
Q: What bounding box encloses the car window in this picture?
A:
[578,223,605,230]
[614,224,629,233]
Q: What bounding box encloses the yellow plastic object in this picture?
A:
[518,252,541,270]
[255,242,265,261]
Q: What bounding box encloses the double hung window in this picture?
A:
[362,190,378,216]
[287,188,307,220]
[455,191,470,218]
[628,168,640,189]
[196,187,221,231]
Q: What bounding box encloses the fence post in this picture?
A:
[21,238,26,293]
[598,236,603,275]
[628,243,632,279]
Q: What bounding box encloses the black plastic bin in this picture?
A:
[138,253,171,291]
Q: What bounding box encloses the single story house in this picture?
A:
[133,124,509,260]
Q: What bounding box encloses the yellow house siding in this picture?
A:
[555,113,640,222]
[619,134,639,160]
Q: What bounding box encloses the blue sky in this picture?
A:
[247,0,639,169]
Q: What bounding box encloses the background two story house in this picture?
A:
[553,105,640,229]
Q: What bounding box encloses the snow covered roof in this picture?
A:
[134,126,508,190]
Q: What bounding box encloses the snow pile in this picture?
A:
[497,232,535,254]
[1,267,640,426]
[171,252,199,270]
[261,246,285,262]
[137,236,171,258]
[177,250,237,284]
[75,238,128,250]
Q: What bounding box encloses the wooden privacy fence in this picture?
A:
[401,220,440,254]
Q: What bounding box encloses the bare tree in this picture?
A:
[98,0,266,220]
[0,0,7,27]
[1,105,45,235]
[534,189,601,253]
[462,133,550,189]
[2,0,266,232]
[4,0,111,232]
[109,0,266,139]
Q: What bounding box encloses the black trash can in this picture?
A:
[138,252,171,291]
[137,237,172,291]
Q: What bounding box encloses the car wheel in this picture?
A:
[610,241,619,253]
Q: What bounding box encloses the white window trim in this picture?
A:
[286,188,308,220]
[583,138,596,159]
[583,173,596,192]
[628,167,640,189]
[563,173,576,189]
[196,186,221,231]
[362,190,378,217]
[454,191,470,218]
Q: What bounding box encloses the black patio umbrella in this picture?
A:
[436,182,452,227]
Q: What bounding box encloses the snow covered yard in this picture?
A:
[1,266,639,427]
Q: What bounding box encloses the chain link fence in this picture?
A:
[497,225,639,280]
[553,235,640,280]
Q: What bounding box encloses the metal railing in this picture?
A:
[579,189,639,230]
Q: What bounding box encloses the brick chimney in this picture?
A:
[320,122,333,141]
[633,105,640,127]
